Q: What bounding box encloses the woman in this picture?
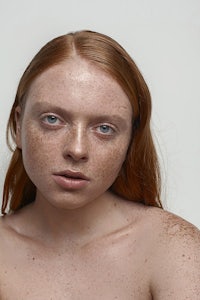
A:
[0,30,199,299]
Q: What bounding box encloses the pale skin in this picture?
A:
[0,57,200,299]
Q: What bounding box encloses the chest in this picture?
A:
[0,240,151,299]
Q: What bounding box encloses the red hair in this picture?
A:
[2,30,162,214]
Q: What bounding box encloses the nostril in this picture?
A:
[64,152,88,162]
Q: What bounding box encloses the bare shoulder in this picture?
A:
[0,215,15,278]
[143,205,200,240]
[119,198,199,241]
[146,206,200,256]
[0,215,11,241]
[118,200,200,299]
[0,215,16,252]
[0,213,26,259]
[135,204,200,265]
[0,213,19,234]
[138,206,200,299]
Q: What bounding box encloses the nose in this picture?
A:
[63,125,88,162]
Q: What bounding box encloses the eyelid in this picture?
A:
[40,113,65,126]
[94,123,117,135]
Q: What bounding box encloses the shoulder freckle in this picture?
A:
[144,208,200,244]
[164,212,199,237]
[155,211,200,255]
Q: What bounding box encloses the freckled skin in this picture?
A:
[17,57,133,210]
[0,57,200,299]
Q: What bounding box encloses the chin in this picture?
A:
[48,197,93,211]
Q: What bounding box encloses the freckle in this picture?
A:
[182,254,185,257]
[32,257,35,260]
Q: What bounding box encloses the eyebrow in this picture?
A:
[31,101,130,128]
[31,102,70,116]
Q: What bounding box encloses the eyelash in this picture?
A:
[41,114,64,126]
[96,124,115,135]
[40,114,116,136]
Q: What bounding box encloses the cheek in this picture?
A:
[94,141,129,182]
[21,126,57,172]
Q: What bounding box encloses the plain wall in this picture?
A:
[0,0,200,228]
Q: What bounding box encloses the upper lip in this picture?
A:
[54,170,90,181]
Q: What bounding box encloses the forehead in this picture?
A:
[26,57,132,117]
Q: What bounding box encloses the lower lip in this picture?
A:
[52,175,89,190]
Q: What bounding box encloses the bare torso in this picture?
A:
[0,198,199,300]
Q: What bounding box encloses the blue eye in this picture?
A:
[99,125,114,134]
[41,114,63,127]
[100,125,110,133]
[46,115,58,124]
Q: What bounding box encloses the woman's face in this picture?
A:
[16,57,133,209]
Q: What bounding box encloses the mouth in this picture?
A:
[52,170,90,190]
[54,170,89,180]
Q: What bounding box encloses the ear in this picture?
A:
[15,106,22,149]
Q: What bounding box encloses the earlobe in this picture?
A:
[15,106,22,149]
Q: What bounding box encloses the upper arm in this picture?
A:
[150,214,200,299]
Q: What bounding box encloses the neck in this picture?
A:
[27,191,125,247]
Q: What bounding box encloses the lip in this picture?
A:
[54,170,90,180]
[52,170,90,190]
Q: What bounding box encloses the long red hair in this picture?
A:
[2,30,162,214]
